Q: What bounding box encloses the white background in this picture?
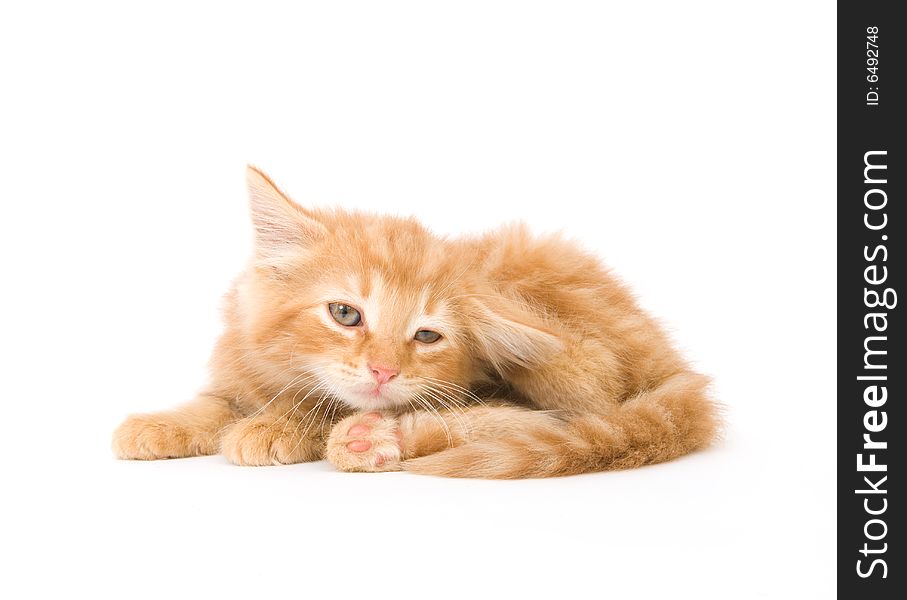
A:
[0,2,835,598]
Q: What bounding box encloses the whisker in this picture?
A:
[317,381,343,437]
[213,370,316,438]
[422,376,487,406]
[425,384,471,411]
[243,363,333,420]
[268,373,328,426]
[284,383,332,457]
[279,380,324,433]
[298,387,332,440]
[318,397,336,438]
[411,392,452,447]
[419,385,470,436]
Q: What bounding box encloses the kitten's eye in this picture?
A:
[328,303,362,327]
[414,330,442,344]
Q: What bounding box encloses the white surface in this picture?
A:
[0,2,835,598]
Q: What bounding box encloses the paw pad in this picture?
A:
[326,412,403,472]
[347,439,372,452]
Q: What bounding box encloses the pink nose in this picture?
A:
[369,364,399,385]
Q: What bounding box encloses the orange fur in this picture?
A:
[112,166,721,478]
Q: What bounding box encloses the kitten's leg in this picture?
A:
[112,394,238,460]
[325,405,542,473]
[219,399,340,466]
[403,371,719,478]
[329,371,718,478]
[325,411,404,472]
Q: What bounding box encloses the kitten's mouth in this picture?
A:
[346,384,398,408]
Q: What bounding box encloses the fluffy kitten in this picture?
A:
[112,166,720,478]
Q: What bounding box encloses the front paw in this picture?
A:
[220,416,321,466]
[112,415,212,460]
[326,412,403,473]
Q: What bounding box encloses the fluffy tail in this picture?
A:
[402,372,721,479]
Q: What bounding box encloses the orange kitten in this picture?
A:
[112,166,721,478]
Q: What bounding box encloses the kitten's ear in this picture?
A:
[246,165,326,261]
[470,298,563,372]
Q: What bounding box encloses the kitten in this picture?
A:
[112,166,720,478]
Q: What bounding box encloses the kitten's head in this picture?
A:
[232,166,560,411]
